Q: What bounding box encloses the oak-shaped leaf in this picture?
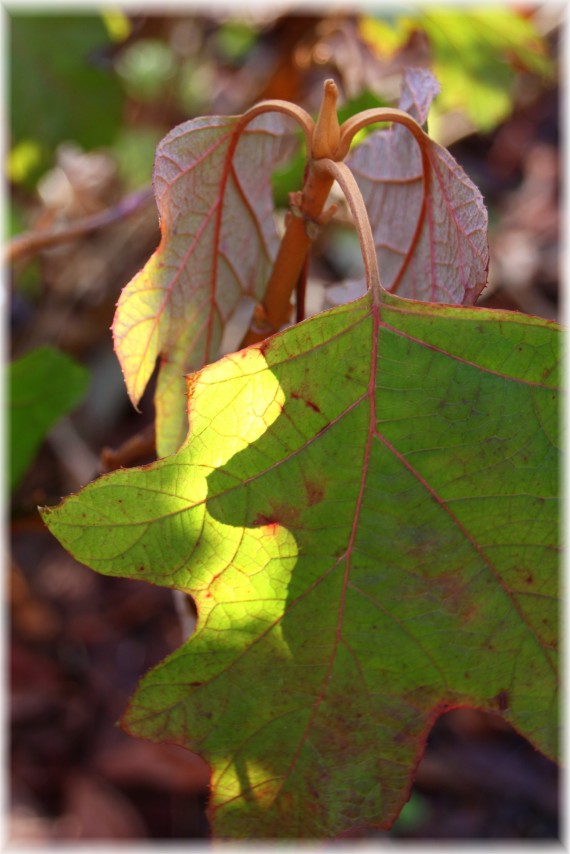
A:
[112,112,296,457]
[42,292,559,838]
[346,68,489,304]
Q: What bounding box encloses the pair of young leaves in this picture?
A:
[114,67,488,457]
[43,69,559,839]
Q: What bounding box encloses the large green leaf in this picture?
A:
[42,291,559,838]
[10,346,89,491]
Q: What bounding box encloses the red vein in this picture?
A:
[157,124,235,197]
[428,147,487,266]
[230,160,273,264]
[124,197,220,388]
[272,304,381,793]
[378,320,559,389]
[201,121,291,364]
[390,144,431,295]
[203,128,243,366]
[347,581,448,688]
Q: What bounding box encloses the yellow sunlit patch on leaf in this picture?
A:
[185,346,285,466]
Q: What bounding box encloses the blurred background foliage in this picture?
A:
[8,5,561,843]
[360,7,553,133]
[9,6,555,195]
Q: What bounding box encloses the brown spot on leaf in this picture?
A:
[252,514,280,534]
[254,500,300,529]
[291,390,321,413]
[185,373,200,398]
[305,479,325,506]
[252,513,271,525]
[493,689,510,712]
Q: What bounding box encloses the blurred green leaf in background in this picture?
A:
[360,6,553,134]
[115,38,176,102]
[9,14,125,186]
[9,347,90,492]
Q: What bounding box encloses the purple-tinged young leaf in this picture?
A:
[112,113,296,457]
[346,68,489,304]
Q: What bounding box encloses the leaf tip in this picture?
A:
[38,503,58,535]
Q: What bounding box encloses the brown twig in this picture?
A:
[6,187,154,264]
[100,424,156,472]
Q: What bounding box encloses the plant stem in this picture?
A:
[241,80,342,347]
[241,165,334,346]
[100,424,156,472]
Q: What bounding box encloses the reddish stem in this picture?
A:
[240,79,342,347]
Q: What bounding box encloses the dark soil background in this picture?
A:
[8,9,561,842]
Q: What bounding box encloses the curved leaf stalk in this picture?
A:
[339,108,433,296]
[337,107,429,158]
[239,98,315,153]
[315,159,382,307]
